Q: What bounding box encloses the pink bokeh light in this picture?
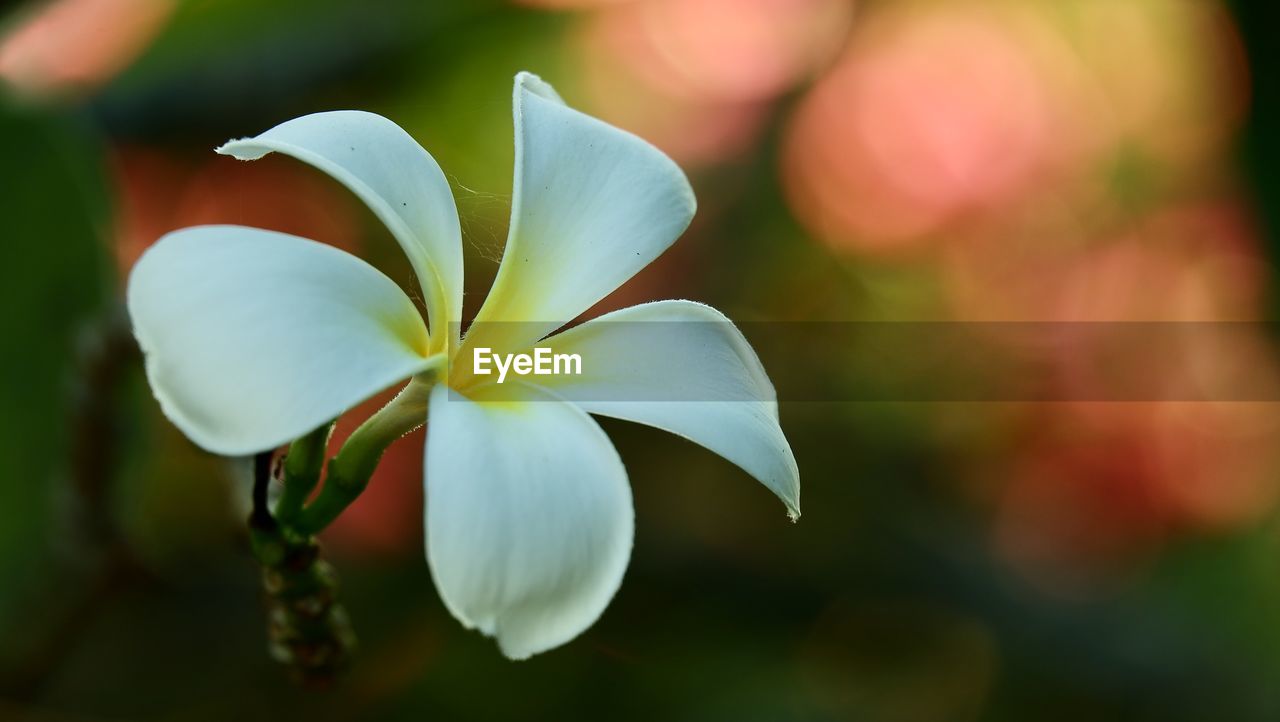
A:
[0,0,175,96]
[784,3,1058,253]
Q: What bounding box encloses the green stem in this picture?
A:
[245,353,442,684]
[274,422,334,525]
[290,370,437,536]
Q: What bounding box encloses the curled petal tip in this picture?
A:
[514,70,564,105]
[784,491,801,522]
[214,138,264,160]
[497,640,534,662]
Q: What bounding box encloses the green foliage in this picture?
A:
[0,102,111,634]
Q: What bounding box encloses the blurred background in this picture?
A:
[4,0,1280,719]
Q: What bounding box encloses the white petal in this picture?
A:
[466,72,697,353]
[217,111,463,349]
[540,300,800,519]
[127,225,433,456]
[424,383,633,659]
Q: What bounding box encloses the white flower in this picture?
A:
[126,72,799,659]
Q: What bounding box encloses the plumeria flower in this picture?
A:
[127,72,799,659]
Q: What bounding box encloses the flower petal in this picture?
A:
[424,383,633,659]
[465,72,697,354]
[216,111,463,350]
[540,300,800,519]
[127,225,433,456]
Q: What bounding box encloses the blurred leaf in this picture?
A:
[0,101,111,626]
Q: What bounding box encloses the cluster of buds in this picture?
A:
[248,452,355,686]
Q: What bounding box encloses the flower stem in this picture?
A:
[248,452,355,686]
[274,422,334,526]
[244,358,442,682]
[290,370,436,536]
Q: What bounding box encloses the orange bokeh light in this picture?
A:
[573,0,851,166]
[994,396,1280,594]
[971,202,1280,588]
[111,146,363,282]
[576,19,770,166]
[592,0,853,104]
[783,0,1250,259]
[321,392,426,560]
